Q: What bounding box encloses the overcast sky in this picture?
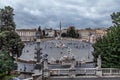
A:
[0,0,120,29]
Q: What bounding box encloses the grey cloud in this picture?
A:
[0,0,120,29]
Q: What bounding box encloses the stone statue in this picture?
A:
[97,55,101,69]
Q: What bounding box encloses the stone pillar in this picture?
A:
[69,58,76,77]
[44,59,48,70]
[69,68,76,78]
[96,70,102,77]
[70,58,75,69]
[96,55,102,77]
[43,59,49,78]
[71,63,75,69]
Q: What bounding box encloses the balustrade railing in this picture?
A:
[49,68,120,77]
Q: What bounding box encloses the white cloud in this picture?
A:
[23,8,43,16]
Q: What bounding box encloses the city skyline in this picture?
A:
[0,0,120,29]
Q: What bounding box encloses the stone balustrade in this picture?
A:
[49,68,120,77]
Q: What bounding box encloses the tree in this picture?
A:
[61,32,67,37]
[93,12,120,68]
[0,31,24,57]
[0,6,24,57]
[0,6,24,79]
[42,30,45,37]
[67,26,76,38]
[0,6,16,32]
[54,30,57,37]
[67,26,79,38]
[75,32,79,38]
[85,27,92,30]
[111,12,120,26]
[0,50,17,78]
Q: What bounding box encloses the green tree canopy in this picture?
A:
[0,6,16,31]
[0,6,24,78]
[61,32,67,37]
[54,30,57,37]
[67,26,79,38]
[93,12,120,68]
[0,6,24,57]
[111,12,120,26]
[0,50,17,77]
[0,31,24,57]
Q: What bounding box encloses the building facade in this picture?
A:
[44,29,55,37]
[16,29,37,42]
[77,29,107,43]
